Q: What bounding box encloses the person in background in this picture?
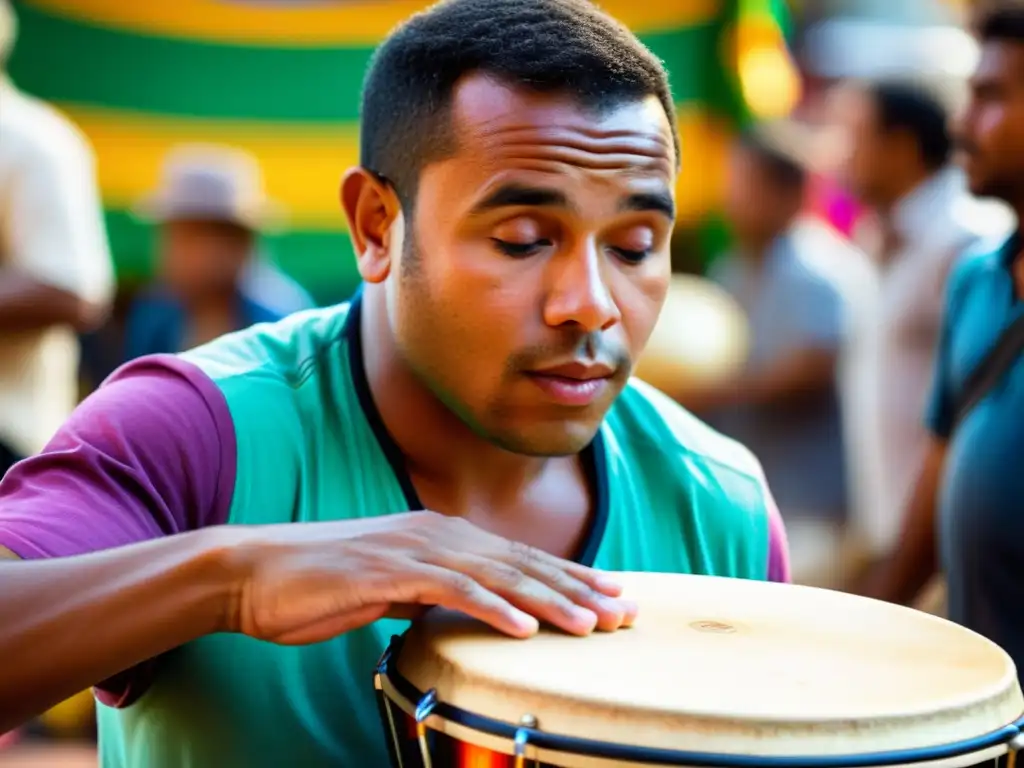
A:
[687,121,870,585]
[0,0,113,477]
[865,6,1024,682]
[0,0,113,756]
[829,79,1014,569]
[124,145,314,360]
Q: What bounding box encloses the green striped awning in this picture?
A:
[7,0,793,303]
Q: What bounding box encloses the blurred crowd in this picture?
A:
[0,0,1018,762]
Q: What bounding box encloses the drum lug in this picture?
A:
[375,634,403,678]
[514,714,538,767]
[414,689,439,768]
[1008,733,1024,768]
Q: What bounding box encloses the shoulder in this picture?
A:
[604,380,786,580]
[0,355,236,561]
[606,379,767,505]
[179,303,356,481]
[181,302,353,390]
[0,87,93,170]
[944,235,1013,314]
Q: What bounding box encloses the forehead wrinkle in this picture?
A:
[470,135,674,180]
[476,124,671,157]
[493,152,673,176]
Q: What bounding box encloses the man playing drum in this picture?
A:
[0,0,788,765]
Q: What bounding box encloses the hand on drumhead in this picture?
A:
[226,511,637,645]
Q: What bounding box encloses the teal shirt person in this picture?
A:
[928,234,1024,681]
[0,1,789,765]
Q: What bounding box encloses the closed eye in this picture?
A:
[611,247,650,264]
[491,238,550,258]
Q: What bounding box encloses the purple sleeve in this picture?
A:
[0,354,236,706]
[765,491,791,584]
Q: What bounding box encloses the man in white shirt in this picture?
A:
[0,0,114,473]
[829,79,1014,561]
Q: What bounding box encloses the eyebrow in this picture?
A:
[469,183,675,221]
[621,191,675,221]
[469,184,571,215]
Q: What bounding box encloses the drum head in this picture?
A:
[396,573,1023,758]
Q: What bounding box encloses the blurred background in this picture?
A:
[0,0,1010,764]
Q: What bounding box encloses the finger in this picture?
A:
[495,537,625,597]
[429,551,599,636]
[389,563,540,639]
[529,550,626,597]
[518,557,637,632]
[502,542,636,632]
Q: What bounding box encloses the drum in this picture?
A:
[374,573,1024,768]
[633,275,750,397]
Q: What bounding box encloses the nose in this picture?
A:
[542,239,621,333]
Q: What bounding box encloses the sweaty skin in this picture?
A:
[352,75,676,551]
[0,76,673,731]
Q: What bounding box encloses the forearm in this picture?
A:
[739,348,837,407]
[0,528,241,731]
[0,269,106,333]
[868,439,946,604]
[681,349,837,413]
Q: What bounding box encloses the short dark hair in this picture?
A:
[737,120,810,192]
[865,81,952,171]
[978,4,1024,42]
[359,0,677,208]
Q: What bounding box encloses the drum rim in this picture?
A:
[375,633,1024,767]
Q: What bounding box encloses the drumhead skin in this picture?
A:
[395,573,1023,757]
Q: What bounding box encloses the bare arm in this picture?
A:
[0,362,633,731]
[858,437,947,604]
[680,348,837,413]
[0,513,636,732]
[731,348,837,407]
[0,532,236,732]
[0,268,105,332]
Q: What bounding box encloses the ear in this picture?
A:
[340,168,402,284]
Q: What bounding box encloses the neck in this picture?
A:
[186,289,236,316]
[359,287,555,509]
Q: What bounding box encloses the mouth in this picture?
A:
[525,361,616,407]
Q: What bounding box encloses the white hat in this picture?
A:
[134,144,286,232]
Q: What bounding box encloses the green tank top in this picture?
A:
[96,293,775,767]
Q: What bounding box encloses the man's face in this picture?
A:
[829,85,891,205]
[957,41,1024,201]
[159,219,252,299]
[355,75,676,457]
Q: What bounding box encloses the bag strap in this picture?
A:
[953,312,1024,430]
